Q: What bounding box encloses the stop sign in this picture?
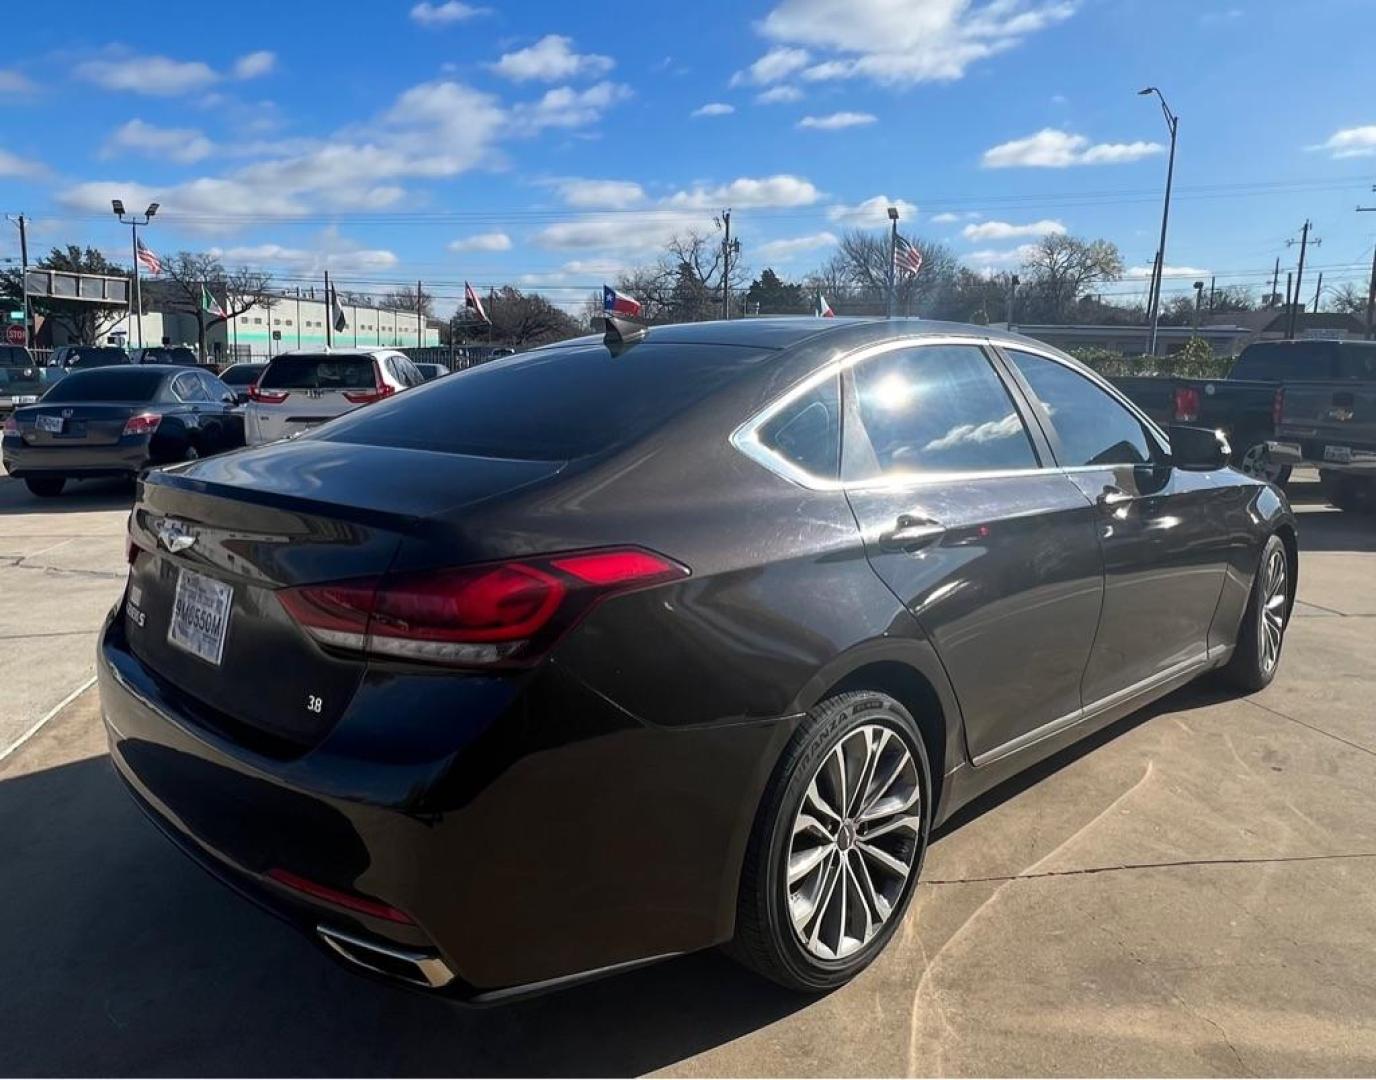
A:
[5,324,24,346]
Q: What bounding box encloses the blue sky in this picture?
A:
[2,0,1374,316]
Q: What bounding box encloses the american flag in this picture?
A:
[464,281,490,323]
[136,239,162,275]
[893,235,923,279]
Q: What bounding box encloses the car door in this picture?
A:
[168,370,212,449]
[842,339,1105,763]
[196,371,243,451]
[999,346,1235,706]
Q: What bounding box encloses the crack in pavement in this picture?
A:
[1241,697,1376,759]
[0,559,125,581]
[922,850,1376,885]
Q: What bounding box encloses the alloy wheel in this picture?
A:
[1260,547,1287,674]
[786,723,921,961]
[1239,442,1283,484]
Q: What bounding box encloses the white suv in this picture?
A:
[245,349,426,445]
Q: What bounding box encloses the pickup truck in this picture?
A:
[1111,339,1376,488]
[0,344,52,417]
[1270,371,1376,513]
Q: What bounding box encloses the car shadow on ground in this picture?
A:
[1291,505,1376,554]
[0,752,813,1077]
[0,476,134,515]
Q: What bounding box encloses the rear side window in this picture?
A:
[758,373,841,480]
[0,346,29,366]
[260,355,376,390]
[219,364,264,386]
[1337,344,1376,380]
[1007,350,1153,467]
[846,344,1037,479]
[41,370,165,403]
[316,341,774,461]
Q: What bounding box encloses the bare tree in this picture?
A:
[0,246,129,344]
[1018,235,1123,321]
[614,223,749,324]
[449,287,581,348]
[380,284,433,317]
[805,229,957,316]
[148,252,274,362]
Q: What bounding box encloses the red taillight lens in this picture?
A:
[343,378,395,405]
[1173,386,1201,422]
[1272,387,1285,427]
[249,385,289,404]
[123,413,161,437]
[265,868,413,925]
[279,547,686,667]
[2,414,17,437]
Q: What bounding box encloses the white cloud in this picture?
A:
[555,178,647,208]
[233,51,276,80]
[104,119,214,164]
[0,70,35,94]
[962,218,1065,241]
[663,174,821,209]
[511,82,632,132]
[747,0,1076,87]
[1310,125,1376,159]
[1125,264,1209,280]
[0,148,43,178]
[534,217,694,253]
[982,128,1162,167]
[77,52,218,95]
[492,35,614,82]
[963,244,1040,268]
[798,110,876,130]
[731,46,811,86]
[757,231,839,260]
[827,194,916,225]
[692,102,735,117]
[211,235,399,275]
[448,232,512,252]
[756,85,802,104]
[930,211,960,224]
[410,1,488,25]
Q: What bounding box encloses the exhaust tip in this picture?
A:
[316,925,454,990]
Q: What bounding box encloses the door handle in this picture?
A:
[880,515,945,553]
[1097,486,1134,508]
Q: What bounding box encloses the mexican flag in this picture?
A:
[201,283,227,319]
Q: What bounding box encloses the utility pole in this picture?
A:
[1006,274,1019,328]
[718,209,739,320]
[295,287,301,349]
[1270,258,1280,308]
[886,205,900,318]
[1285,272,1293,319]
[1312,271,1324,314]
[1285,220,1320,339]
[1357,195,1376,338]
[1192,280,1204,332]
[324,270,332,348]
[4,214,29,347]
[1139,86,1179,356]
[417,279,424,347]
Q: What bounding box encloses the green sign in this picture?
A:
[8,311,22,322]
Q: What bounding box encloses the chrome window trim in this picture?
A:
[731,334,1059,493]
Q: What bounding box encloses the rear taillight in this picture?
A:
[123,413,161,437]
[249,385,289,404]
[1,415,16,437]
[278,547,688,667]
[1173,386,1201,423]
[266,868,413,925]
[1272,387,1285,426]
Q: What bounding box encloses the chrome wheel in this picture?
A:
[1260,547,1287,674]
[787,723,921,961]
[1239,442,1283,483]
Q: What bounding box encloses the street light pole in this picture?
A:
[1139,87,1178,358]
[112,199,158,349]
[5,214,30,348]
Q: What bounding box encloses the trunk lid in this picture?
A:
[14,402,145,446]
[123,438,564,753]
[1278,381,1376,452]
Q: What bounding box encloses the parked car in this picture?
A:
[414,361,449,381]
[47,345,131,370]
[1112,339,1376,486]
[244,348,426,445]
[2,364,243,496]
[99,318,1296,1002]
[1269,346,1376,511]
[0,344,49,416]
[130,345,199,366]
[217,362,268,405]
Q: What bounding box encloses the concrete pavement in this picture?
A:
[1,475,1373,1076]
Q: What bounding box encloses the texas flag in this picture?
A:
[603,285,642,318]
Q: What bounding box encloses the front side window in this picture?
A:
[1006,349,1153,467]
[757,373,841,480]
[846,344,1037,480]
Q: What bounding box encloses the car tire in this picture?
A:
[1234,440,1290,489]
[24,476,65,497]
[730,690,931,992]
[1219,533,1289,694]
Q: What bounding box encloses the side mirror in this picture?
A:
[1167,424,1230,471]
[221,392,236,404]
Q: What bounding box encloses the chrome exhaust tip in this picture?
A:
[316,925,455,990]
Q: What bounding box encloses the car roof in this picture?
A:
[65,364,184,375]
[268,348,397,358]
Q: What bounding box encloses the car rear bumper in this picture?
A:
[2,437,152,478]
[98,603,783,999]
[1269,439,1376,473]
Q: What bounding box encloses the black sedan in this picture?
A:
[217,362,268,404]
[98,318,1296,1000]
[2,365,244,496]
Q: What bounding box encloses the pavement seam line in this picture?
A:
[0,674,97,764]
[921,850,1376,885]
[1241,696,1376,759]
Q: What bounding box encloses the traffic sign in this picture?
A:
[5,323,25,345]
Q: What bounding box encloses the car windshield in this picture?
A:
[138,347,197,365]
[66,349,128,369]
[41,369,164,403]
[220,364,265,386]
[316,341,774,461]
[259,355,376,390]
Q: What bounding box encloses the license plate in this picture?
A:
[1323,445,1353,463]
[36,414,62,433]
[167,567,233,666]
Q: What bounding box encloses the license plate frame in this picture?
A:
[1323,444,1353,464]
[36,414,63,433]
[167,566,234,666]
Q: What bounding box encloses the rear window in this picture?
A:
[1233,342,1340,380]
[316,341,774,460]
[137,347,197,365]
[0,346,32,366]
[67,348,129,369]
[260,355,377,390]
[220,364,266,386]
[41,369,165,403]
[1336,344,1376,380]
